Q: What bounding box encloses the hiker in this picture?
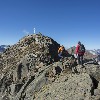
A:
[58,45,66,58]
[75,41,85,66]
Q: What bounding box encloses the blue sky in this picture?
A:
[0,0,100,49]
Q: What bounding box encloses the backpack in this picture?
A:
[79,44,85,52]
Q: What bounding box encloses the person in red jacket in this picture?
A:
[75,41,85,66]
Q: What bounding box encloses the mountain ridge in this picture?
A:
[0,33,100,100]
[0,45,99,56]
[0,45,10,53]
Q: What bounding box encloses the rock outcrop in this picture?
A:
[0,33,100,100]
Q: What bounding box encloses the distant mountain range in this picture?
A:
[88,49,100,55]
[0,45,10,53]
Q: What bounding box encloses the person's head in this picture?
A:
[78,41,81,45]
[61,45,64,48]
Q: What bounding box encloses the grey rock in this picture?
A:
[0,33,100,100]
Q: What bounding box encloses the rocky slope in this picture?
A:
[0,33,100,100]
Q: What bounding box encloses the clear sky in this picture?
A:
[0,0,100,50]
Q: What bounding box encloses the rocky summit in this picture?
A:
[0,33,100,100]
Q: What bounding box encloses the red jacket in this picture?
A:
[75,44,84,55]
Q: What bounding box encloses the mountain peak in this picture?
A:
[0,33,100,100]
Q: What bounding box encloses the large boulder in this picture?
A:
[34,73,93,100]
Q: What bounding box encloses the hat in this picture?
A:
[78,41,81,45]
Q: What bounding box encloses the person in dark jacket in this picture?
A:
[75,41,85,66]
